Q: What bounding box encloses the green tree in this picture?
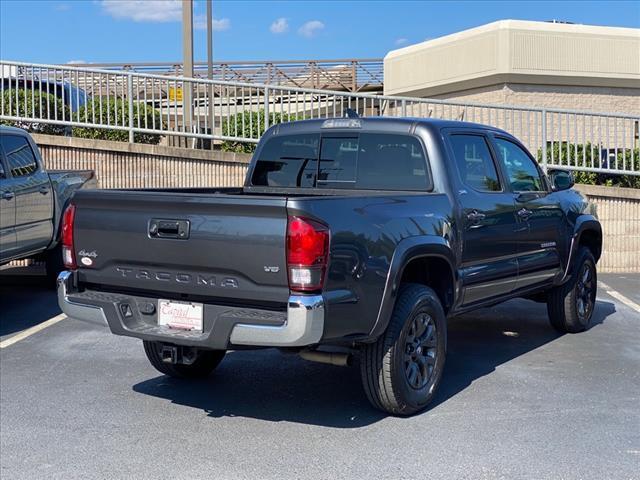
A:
[221,110,300,153]
[0,89,70,135]
[72,98,163,145]
[538,141,639,189]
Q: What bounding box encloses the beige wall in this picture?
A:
[574,184,640,273]
[33,134,250,189]
[385,20,640,98]
[13,136,640,273]
[431,83,640,116]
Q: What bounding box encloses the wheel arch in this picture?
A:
[560,215,602,283]
[368,236,458,340]
[576,217,602,263]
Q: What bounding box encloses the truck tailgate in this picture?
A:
[72,190,290,305]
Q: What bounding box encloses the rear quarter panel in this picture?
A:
[47,169,96,247]
[289,193,455,342]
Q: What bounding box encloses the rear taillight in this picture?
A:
[287,216,330,292]
[61,204,76,269]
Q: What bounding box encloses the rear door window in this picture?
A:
[251,132,430,191]
[448,134,501,192]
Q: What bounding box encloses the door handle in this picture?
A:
[1,191,14,201]
[466,210,486,222]
[39,187,50,195]
[517,208,533,220]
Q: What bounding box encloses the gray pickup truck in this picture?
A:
[58,117,601,415]
[0,126,95,281]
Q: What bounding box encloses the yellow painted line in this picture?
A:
[0,314,67,349]
[599,281,640,314]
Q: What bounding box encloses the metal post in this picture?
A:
[401,99,407,117]
[541,108,547,171]
[207,0,213,79]
[182,0,194,147]
[264,86,270,132]
[351,61,357,92]
[127,74,134,143]
[206,0,214,149]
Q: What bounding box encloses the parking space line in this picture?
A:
[599,281,640,314]
[0,314,67,349]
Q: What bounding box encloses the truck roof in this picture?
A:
[268,116,509,137]
[0,125,30,135]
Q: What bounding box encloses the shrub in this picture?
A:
[72,98,163,145]
[0,89,70,135]
[537,141,640,189]
[221,110,301,153]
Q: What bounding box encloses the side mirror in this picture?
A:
[548,169,574,191]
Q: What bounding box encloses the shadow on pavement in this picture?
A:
[133,298,616,428]
[0,272,60,337]
[431,298,616,408]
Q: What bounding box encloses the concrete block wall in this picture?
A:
[27,135,640,273]
[574,184,640,273]
[33,134,251,190]
[432,83,640,116]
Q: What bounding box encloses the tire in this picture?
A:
[143,341,225,379]
[45,245,65,287]
[360,283,447,416]
[547,246,597,333]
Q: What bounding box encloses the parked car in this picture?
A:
[57,117,601,415]
[0,126,96,282]
[1,76,89,113]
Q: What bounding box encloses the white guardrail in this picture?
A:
[1,60,639,176]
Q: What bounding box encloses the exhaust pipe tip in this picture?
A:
[299,349,352,367]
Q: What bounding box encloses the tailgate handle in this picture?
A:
[149,219,190,239]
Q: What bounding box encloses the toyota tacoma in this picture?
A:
[57,117,602,415]
[0,125,95,282]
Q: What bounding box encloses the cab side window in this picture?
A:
[0,134,39,178]
[449,134,501,192]
[494,138,544,192]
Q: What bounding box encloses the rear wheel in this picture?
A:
[547,246,597,333]
[143,341,225,379]
[360,284,447,416]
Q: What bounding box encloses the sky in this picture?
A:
[1,0,639,64]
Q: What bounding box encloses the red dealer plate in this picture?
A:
[158,300,204,332]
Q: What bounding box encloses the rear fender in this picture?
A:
[48,170,96,247]
[368,235,458,340]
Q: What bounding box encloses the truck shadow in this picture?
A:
[132,298,616,428]
[0,270,60,337]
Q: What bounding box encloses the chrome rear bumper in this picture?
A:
[57,271,324,348]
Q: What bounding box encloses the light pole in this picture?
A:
[207,0,213,80]
[207,0,214,149]
[182,0,194,146]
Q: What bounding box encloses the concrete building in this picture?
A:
[384,20,640,114]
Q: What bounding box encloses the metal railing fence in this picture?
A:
[1,60,639,176]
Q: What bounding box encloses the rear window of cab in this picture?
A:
[250,133,431,191]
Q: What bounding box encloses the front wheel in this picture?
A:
[360,284,447,416]
[143,341,225,379]
[547,246,597,333]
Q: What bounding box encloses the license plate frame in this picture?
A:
[157,299,204,332]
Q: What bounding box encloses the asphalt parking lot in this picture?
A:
[1,269,639,480]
